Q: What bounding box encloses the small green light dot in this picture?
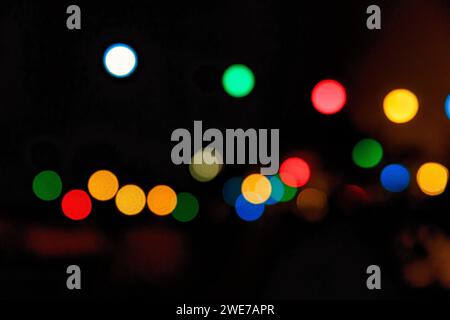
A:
[352,139,383,169]
[32,170,62,201]
[172,192,199,222]
[222,64,255,98]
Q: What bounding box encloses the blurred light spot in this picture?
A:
[403,260,434,288]
[147,185,177,216]
[311,79,346,114]
[103,43,137,78]
[189,147,223,182]
[61,190,92,221]
[119,227,186,281]
[223,177,243,206]
[32,170,62,201]
[235,194,264,222]
[416,162,448,196]
[222,64,255,98]
[241,173,272,204]
[380,164,410,192]
[172,192,199,222]
[265,175,285,205]
[279,157,310,187]
[115,184,146,216]
[445,94,450,119]
[25,227,105,256]
[383,89,418,123]
[296,188,328,222]
[352,139,383,168]
[279,183,298,202]
[87,170,119,201]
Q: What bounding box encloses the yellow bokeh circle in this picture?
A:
[383,89,419,124]
[147,185,177,216]
[189,147,223,182]
[115,184,146,216]
[416,162,448,196]
[88,170,119,201]
[241,174,272,204]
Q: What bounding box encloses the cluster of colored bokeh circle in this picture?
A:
[31,43,449,222]
[32,170,199,222]
[222,157,312,221]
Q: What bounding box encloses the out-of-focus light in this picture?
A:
[352,138,383,168]
[115,184,146,216]
[383,89,419,123]
[172,192,199,222]
[403,260,433,288]
[235,194,265,222]
[311,79,346,114]
[445,94,450,119]
[241,174,272,204]
[223,177,243,206]
[222,64,255,98]
[280,185,297,202]
[147,185,177,216]
[296,188,328,222]
[61,190,92,221]
[416,162,448,196]
[103,43,137,78]
[32,170,62,201]
[279,157,310,187]
[265,175,285,205]
[380,164,410,192]
[87,170,119,201]
[189,147,223,182]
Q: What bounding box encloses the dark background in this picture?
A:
[0,0,449,300]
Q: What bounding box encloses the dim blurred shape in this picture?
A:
[352,139,383,169]
[296,188,328,222]
[380,164,410,192]
[171,192,199,222]
[147,185,177,216]
[115,184,146,216]
[116,227,186,282]
[222,64,255,98]
[235,194,265,222]
[338,184,371,213]
[223,177,243,206]
[400,228,450,289]
[32,170,62,201]
[88,170,119,201]
[25,227,105,256]
[416,162,448,196]
[311,79,346,114]
[383,89,419,124]
[279,157,310,188]
[61,190,92,221]
[241,173,272,204]
[189,147,223,182]
[103,43,137,78]
[403,259,434,288]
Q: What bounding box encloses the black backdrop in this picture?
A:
[0,0,449,300]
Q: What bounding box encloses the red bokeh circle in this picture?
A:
[61,190,92,221]
[311,79,346,114]
[279,157,311,187]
